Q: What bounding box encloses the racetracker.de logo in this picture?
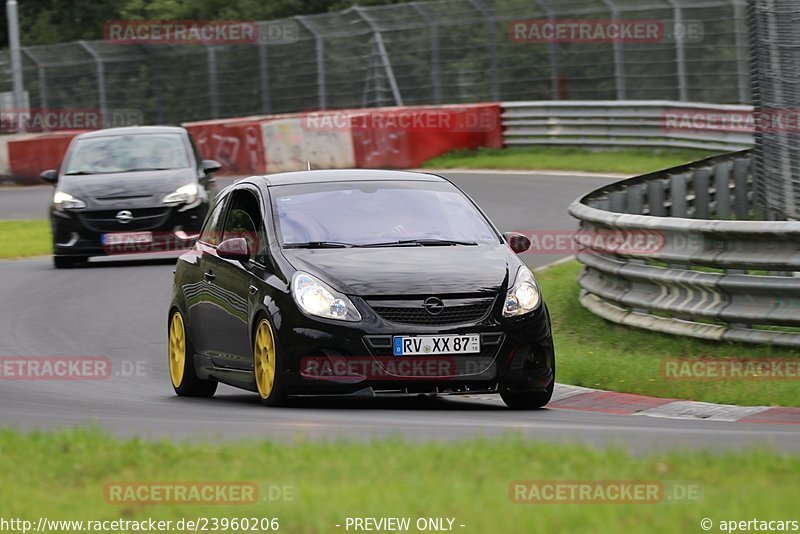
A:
[514,229,664,255]
[509,19,664,43]
[662,108,800,134]
[0,356,112,380]
[104,482,261,505]
[509,480,702,504]
[300,108,500,133]
[104,20,259,45]
[300,356,464,381]
[0,108,142,132]
[661,358,800,381]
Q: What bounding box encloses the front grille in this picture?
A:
[369,297,495,326]
[78,207,171,232]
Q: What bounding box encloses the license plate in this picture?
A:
[393,334,480,356]
[101,232,153,246]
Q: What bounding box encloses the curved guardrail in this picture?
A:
[503,101,754,152]
[568,150,800,347]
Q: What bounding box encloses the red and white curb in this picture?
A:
[550,384,800,425]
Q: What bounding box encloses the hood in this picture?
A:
[282,245,517,297]
[58,168,197,210]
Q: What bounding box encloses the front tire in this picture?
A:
[501,381,554,410]
[253,316,287,406]
[168,310,217,397]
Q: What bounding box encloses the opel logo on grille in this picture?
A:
[423,297,445,316]
[115,210,134,224]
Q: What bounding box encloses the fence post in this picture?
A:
[296,16,327,110]
[466,0,500,101]
[21,48,47,113]
[205,44,219,119]
[78,41,108,127]
[670,173,688,217]
[666,0,688,101]
[693,168,711,219]
[731,0,749,103]
[258,41,271,114]
[353,6,404,106]
[140,44,164,124]
[714,160,732,219]
[535,0,560,100]
[411,2,442,105]
[732,158,749,219]
[602,0,626,99]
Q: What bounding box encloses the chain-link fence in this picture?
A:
[750,0,800,220]
[0,0,749,125]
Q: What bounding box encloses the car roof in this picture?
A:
[240,169,448,187]
[75,126,187,139]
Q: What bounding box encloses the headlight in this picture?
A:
[163,183,198,205]
[503,265,541,318]
[53,191,86,210]
[292,272,361,322]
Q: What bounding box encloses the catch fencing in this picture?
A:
[0,0,750,126]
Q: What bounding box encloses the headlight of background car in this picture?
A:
[162,183,198,205]
[292,272,362,322]
[503,265,541,317]
[53,191,86,210]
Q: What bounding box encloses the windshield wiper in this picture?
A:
[361,238,478,248]
[284,241,358,249]
[64,171,100,176]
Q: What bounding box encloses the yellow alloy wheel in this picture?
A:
[168,312,186,388]
[254,319,277,399]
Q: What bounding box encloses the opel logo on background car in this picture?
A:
[115,210,134,224]
[423,297,445,316]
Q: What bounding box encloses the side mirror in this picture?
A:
[41,169,58,184]
[217,237,250,262]
[503,232,531,254]
[202,160,222,174]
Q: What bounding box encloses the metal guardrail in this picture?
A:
[568,150,800,347]
[503,101,754,152]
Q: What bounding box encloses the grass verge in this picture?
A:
[423,146,719,174]
[1,429,798,533]
[0,220,50,259]
[537,261,800,406]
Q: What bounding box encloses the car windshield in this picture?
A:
[64,133,190,175]
[272,180,500,247]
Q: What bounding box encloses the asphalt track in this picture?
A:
[1,171,798,452]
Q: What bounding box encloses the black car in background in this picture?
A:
[42,126,221,268]
[168,169,555,409]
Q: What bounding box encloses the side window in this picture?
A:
[199,196,228,246]
[222,189,267,263]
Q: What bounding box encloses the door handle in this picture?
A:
[249,285,258,295]
[204,270,215,281]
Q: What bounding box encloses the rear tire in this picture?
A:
[53,255,87,269]
[253,316,287,407]
[168,310,217,397]
[501,381,554,410]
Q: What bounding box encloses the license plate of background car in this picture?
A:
[101,232,153,245]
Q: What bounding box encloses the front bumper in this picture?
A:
[51,202,208,257]
[276,303,555,396]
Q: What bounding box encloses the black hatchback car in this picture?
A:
[42,126,221,268]
[168,170,555,409]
